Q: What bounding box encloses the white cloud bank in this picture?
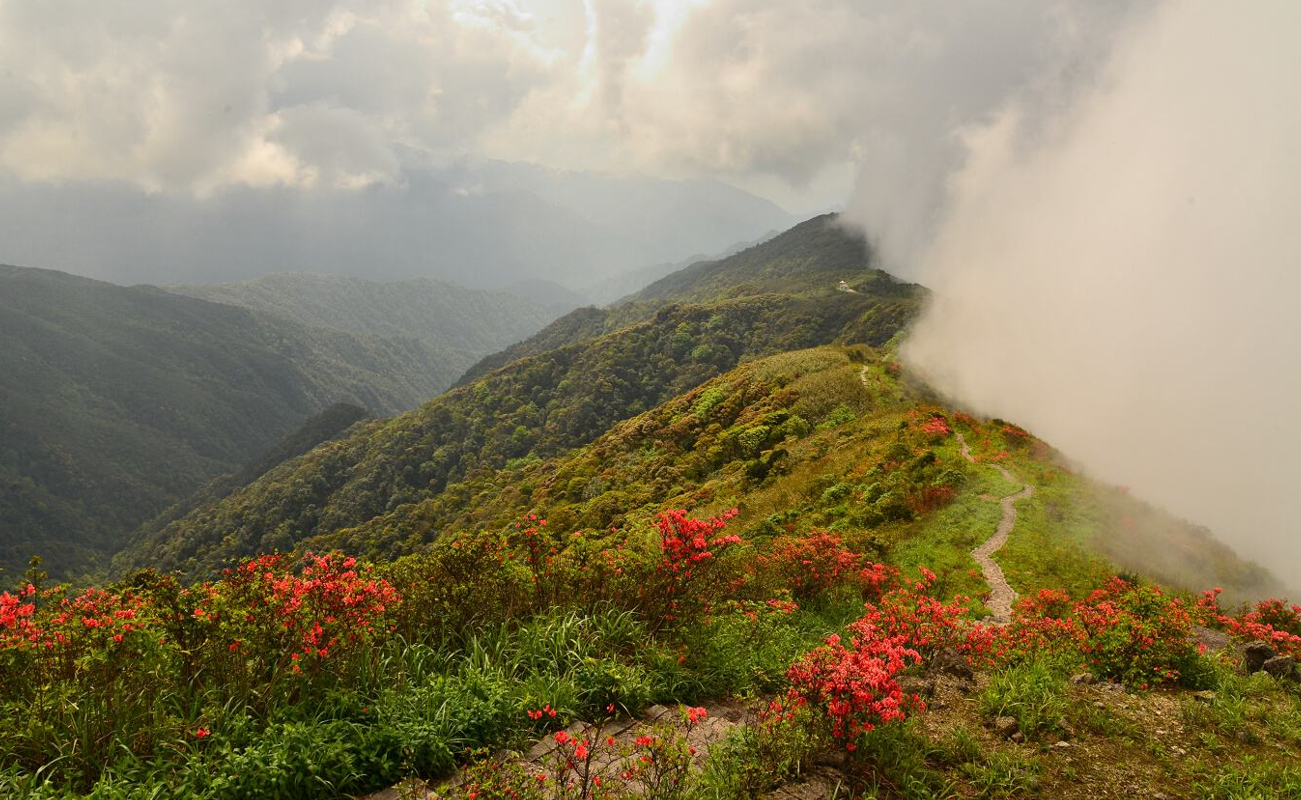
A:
[0,0,1136,209]
[889,0,1301,586]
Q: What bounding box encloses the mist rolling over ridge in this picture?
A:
[867,0,1301,588]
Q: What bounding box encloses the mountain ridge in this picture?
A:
[0,265,465,579]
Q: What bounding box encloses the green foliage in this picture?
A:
[1194,757,1301,800]
[123,294,916,579]
[0,266,461,580]
[978,658,1070,740]
[816,404,857,430]
[698,711,826,799]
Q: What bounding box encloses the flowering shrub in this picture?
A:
[1198,589,1301,657]
[772,567,982,755]
[987,578,1210,688]
[0,584,39,650]
[781,627,921,749]
[0,552,401,789]
[642,509,744,630]
[862,568,988,661]
[920,416,951,436]
[751,532,892,602]
[208,553,400,683]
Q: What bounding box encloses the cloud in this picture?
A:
[0,1,552,192]
[0,0,1141,206]
[894,0,1301,587]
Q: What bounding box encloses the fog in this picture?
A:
[876,0,1301,589]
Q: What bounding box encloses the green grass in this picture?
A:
[995,466,1112,598]
[891,463,1012,605]
[979,657,1071,740]
[1193,757,1301,800]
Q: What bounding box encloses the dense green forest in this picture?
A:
[0,267,463,580]
[456,214,905,384]
[113,217,923,577]
[171,273,563,358]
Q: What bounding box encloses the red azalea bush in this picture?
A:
[751,532,892,602]
[0,584,40,650]
[920,416,951,437]
[1198,589,1301,657]
[773,567,983,753]
[987,578,1210,688]
[781,627,921,749]
[641,508,744,630]
[862,567,989,661]
[0,552,400,707]
[206,553,400,684]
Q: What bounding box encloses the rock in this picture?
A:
[645,704,673,720]
[719,705,747,723]
[1053,740,1071,749]
[1191,625,1232,653]
[1262,655,1298,682]
[993,716,1019,738]
[1193,690,1217,704]
[812,750,847,769]
[898,675,936,700]
[1243,641,1276,673]
[1100,681,1126,693]
[929,647,976,682]
[1070,673,1097,686]
[1010,731,1025,744]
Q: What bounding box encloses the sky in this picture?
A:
[0,0,1139,215]
[3,0,1297,583]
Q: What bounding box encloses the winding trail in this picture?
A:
[954,430,1034,625]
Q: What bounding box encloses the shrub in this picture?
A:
[772,568,979,755]
[988,578,1213,688]
[640,509,744,631]
[750,532,891,603]
[1200,589,1301,657]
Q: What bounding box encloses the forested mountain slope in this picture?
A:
[316,345,1284,603]
[457,213,905,385]
[0,266,456,580]
[115,217,923,577]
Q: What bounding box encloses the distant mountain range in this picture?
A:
[169,273,566,355]
[3,211,1281,612]
[0,266,562,580]
[109,213,1282,605]
[0,160,797,291]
